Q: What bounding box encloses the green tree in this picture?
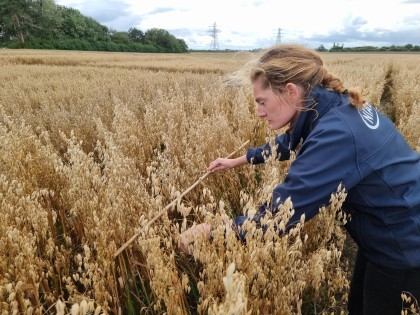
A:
[145,28,188,52]
[0,0,39,46]
[56,5,108,40]
[110,30,130,44]
[316,44,327,52]
[330,42,344,52]
[404,44,413,50]
[176,38,188,52]
[0,22,4,40]
[35,0,63,39]
[128,27,145,43]
[0,1,188,52]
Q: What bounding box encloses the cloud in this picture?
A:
[75,0,130,23]
[62,0,143,31]
[147,7,178,15]
[349,16,368,28]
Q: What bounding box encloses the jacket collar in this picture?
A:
[288,85,343,150]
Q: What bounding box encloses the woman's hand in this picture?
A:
[207,155,248,173]
[178,223,211,255]
[208,158,236,172]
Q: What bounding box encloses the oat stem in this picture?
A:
[113,140,250,258]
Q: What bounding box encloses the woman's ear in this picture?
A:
[285,83,302,101]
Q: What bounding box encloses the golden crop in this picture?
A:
[0,49,419,315]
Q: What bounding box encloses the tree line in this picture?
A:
[0,0,189,53]
[317,43,420,53]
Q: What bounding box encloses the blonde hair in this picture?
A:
[251,44,366,108]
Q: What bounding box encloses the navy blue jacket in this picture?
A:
[235,85,420,269]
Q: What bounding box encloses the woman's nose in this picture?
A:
[257,106,266,117]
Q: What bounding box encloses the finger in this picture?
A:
[209,165,222,172]
[208,159,218,168]
[178,237,191,254]
[208,162,221,172]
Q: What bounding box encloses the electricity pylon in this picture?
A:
[209,22,220,51]
[276,28,283,45]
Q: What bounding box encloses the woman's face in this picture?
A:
[252,76,300,130]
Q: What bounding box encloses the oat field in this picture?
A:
[0,49,419,315]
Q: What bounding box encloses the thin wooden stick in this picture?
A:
[113,140,250,258]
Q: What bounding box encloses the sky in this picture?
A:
[55,0,420,50]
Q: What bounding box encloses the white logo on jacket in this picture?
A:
[358,103,380,129]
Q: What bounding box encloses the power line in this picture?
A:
[208,22,220,51]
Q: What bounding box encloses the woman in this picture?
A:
[179,44,420,314]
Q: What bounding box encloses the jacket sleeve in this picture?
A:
[235,115,360,238]
[245,132,291,164]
